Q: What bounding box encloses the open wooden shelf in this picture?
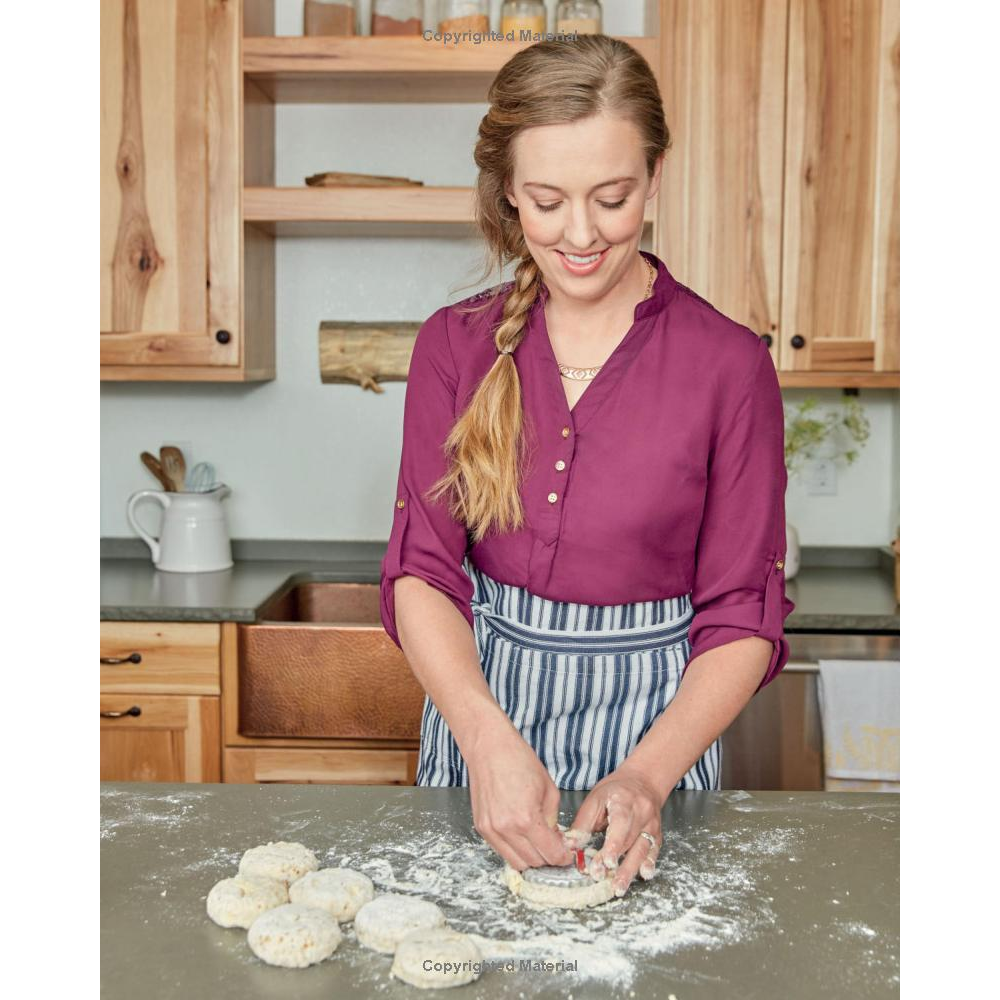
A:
[244,185,656,236]
[776,371,899,389]
[243,35,660,103]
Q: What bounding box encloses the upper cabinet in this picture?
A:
[100,0,897,386]
[657,0,899,384]
[101,0,274,381]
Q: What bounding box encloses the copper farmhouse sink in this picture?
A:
[237,580,425,741]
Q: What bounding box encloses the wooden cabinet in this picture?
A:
[101,694,221,783]
[99,619,419,786]
[100,0,274,381]
[100,622,222,782]
[223,747,418,785]
[657,0,899,383]
[780,0,899,376]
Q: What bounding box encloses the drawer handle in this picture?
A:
[101,706,142,719]
[100,652,142,665]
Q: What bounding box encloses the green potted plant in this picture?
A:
[782,395,871,579]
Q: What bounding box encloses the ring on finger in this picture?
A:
[638,830,657,852]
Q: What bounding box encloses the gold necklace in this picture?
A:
[556,257,657,381]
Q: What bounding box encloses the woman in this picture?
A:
[379,36,794,898]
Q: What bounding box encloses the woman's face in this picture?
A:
[504,113,662,306]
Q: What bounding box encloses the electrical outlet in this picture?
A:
[804,458,837,496]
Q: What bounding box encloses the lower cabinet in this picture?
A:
[101,694,221,782]
[223,747,418,785]
[100,621,223,783]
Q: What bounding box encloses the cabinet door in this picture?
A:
[100,694,221,782]
[100,0,240,369]
[657,0,788,360]
[780,0,899,372]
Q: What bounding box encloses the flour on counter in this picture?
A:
[101,788,899,997]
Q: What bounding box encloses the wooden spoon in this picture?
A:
[140,451,174,492]
[159,446,187,493]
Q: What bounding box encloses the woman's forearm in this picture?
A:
[618,636,772,801]
[394,576,513,755]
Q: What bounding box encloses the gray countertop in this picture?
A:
[100,782,899,999]
[100,540,899,632]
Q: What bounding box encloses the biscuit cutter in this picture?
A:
[522,848,593,888]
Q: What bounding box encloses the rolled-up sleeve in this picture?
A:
[686,335,795,693]
[379,307,474,650]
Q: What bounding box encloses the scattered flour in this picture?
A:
[101,788,898,996]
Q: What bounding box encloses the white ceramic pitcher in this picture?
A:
[126,484,234,572]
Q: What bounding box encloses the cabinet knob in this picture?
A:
[100,652,142,665]
[790,335,806,349]
[215,329,232,344]
[101,706,142,719]
[761,333,773,348]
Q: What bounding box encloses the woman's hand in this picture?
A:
[463,720,574,873]
[569,762,667,896]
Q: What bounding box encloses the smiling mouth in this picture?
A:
[556,249,609,264]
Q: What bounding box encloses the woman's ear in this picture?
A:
[503,181,518,209]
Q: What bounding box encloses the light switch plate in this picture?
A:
[804,458,838,496]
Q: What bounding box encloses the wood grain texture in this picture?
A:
[781,0,899,371]
[100,694,221,782]
[242,35,659,103]
[207,0,241,365]
[105,0,168,333]
[100,621,221,695]
[319,322,421,391]
[657,0,787,356]
[223,747,418,785]
[101,0,271,378]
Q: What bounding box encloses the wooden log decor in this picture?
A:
[319,322,421,392]
[305,171,424,188]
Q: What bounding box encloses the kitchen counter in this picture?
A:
[100,539,899,631]
[101,782,899,999]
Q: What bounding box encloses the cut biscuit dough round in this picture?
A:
[237,841,319,886]
[206,873,288,929]
[247,903,342,968]
[288,868,375,922]
[353,893,447,954]
[391,927,483,989]
[502,847,616,910]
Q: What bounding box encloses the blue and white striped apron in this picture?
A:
[415,556,722,790]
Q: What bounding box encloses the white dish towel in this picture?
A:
[817,659,900,792]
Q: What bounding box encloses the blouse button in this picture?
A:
[547,492,558,503]
[555,460,566,471]
[561,426,571,438]
[396,498,406,509]
[775,559,784,570]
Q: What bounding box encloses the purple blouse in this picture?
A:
[380,251,795,692]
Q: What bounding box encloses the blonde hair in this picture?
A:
[426,35,671,544]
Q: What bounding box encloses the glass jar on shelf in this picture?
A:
[502,1,547,37]
[439,1,490,36]
[556,0,602,35]
[372,0,423,36]
[303,0,357,36]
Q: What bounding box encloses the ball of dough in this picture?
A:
[247,903,342,968]
[206,874,288,929]
[238,841,319,886]
[288,868,375,922]
[391,928,483,989]
[502,848,616,910]
[353,893,447,954]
